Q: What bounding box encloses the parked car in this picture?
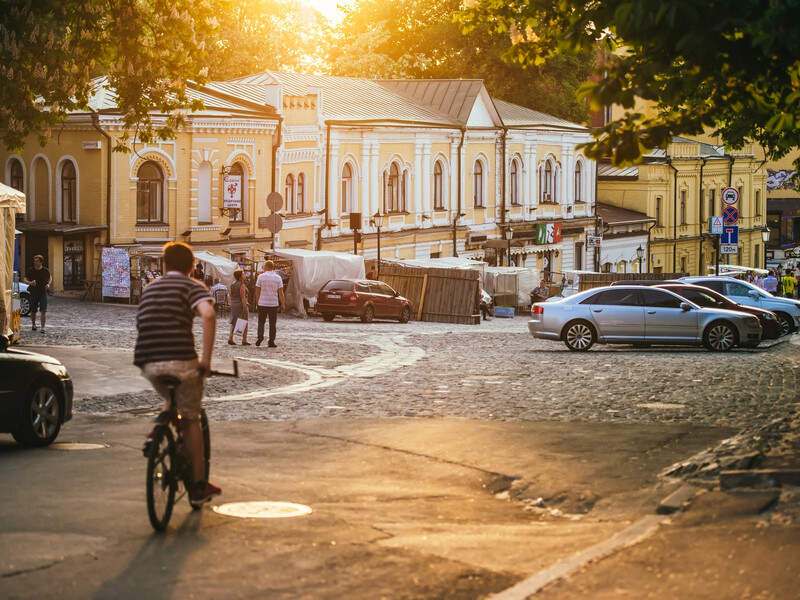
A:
[655,283,782,342]
[18,282,30,317]
[679,276,800,336]
[528,285,762,352]
[0,335,74,446]
[316,279,413,323]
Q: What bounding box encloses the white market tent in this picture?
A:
[484,266,537,307]
[272,248,365,317]
[193,250,237,288]
[1,182,25,337]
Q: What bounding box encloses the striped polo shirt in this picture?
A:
[134,273,212,367]
[255,270,283,307]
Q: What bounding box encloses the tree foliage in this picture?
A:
[457,0,800,170]
[328,0,593,124]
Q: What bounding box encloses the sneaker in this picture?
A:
[190,481,222,504]
[40,328,46,334]
[268,342,277,348]
[31,325,37,331]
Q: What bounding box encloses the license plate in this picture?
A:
[327,294,341,299]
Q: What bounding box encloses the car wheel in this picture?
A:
[563,321,595,351]
[12,381,62,447]
[20,293,31,317]
[775,312,794,336]
[398,306,411,323]
[703,321,737,352]
[361,305,374,323]
[321,313,335,322]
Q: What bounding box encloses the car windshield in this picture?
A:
[321,280,354,292]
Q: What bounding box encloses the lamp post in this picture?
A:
[505,227,514,267]
[636,244,644,274]
[761,225,771,270]
[370,211,382,277]
[452,212,465,257]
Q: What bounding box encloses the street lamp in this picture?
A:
[761,225,771,270]
[505,227,514,267]
[370,211,383,277]
[452,212,465,257]
[636,245,644,274]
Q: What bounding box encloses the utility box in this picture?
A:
[494,306,515,318]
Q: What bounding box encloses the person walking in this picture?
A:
[23,254,51,333]
[254,260,285,348]
[227,269,250,346]
[781,268,797,299]
[764,270,779,295]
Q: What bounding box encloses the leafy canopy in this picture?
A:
[457,0,800,170]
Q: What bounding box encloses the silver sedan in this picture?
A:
[528,285,762,352]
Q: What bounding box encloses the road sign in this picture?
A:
[710,216,723,234]
[588,236,602,248]
[721,225,739,245]
[720,244,739,255]
[265,212,283,233]
[266,191,284,212]
[722,206,739,225]
[722,187,739,205]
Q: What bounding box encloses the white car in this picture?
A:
[17,282,31,317]
[679,276,800,336]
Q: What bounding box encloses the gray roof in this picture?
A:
[492,99,588,131]
[597,162,639,179]
[595,202,655,225]
[376,79,498,125]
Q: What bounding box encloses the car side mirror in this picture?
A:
[680,302,691,311]
[748,290,759,298]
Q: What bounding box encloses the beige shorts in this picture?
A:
[142,359,205,420]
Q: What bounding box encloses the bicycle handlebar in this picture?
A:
[209,359,239,378]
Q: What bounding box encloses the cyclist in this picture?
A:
[134,242,221,504]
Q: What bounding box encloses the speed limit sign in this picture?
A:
[722,187,739,205]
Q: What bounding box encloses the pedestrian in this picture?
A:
[209,278,227,296]
[763,270,779,295]
[530,279,549,304]
[134,241,221,504]
[254,260,285,348]
[781,268,797,299]
[227,269,250,346]
[192,263,205,281]
[479,288,492,321]
[23,254,51,333]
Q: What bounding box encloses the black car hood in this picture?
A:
[3,348,63,366]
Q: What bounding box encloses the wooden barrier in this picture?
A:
[578,273,687,291]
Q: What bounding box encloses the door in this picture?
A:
[641,289,698,341]
[369,282,394,318]
[587,288,645,341]
[723,280,761,308]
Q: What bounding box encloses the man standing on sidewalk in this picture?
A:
[24,255,51,333]
[254,260,285,348]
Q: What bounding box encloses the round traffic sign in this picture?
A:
[266,212,283,233]
[722,206,739,225]
[722,187,739,205]
[266,192,284,212]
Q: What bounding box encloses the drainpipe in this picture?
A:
[90,111,112,247]
[319,121,332,251]
[500,127,508,226]
[698,157,707,275]
[453,127,466,257]
[271,115,283,192]
[646,220,657,274]
[667,157,678,272]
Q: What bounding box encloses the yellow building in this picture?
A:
[597,137,768,275]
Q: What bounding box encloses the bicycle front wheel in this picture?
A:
[146,425,177,531]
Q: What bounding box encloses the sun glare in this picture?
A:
[308,0,345,23]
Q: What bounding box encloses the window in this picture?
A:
[60,161,76,223]
[725,282,751,297]
[473,160,484,207]
[755,190,761,216]
[10,158,23,192]
[384,162,405,213]
[136,161,164,223]
[198,162,211,223]
[297,173,305,214]
[574,160,583,202]
[341,164,352,214]
[755,244,760,268]
[585,289,639,306]
[433,160,444,209]
[641,289,683,308]
[679,289,721,308]
[510,159,521,205]
[540,159,556,202]
[708,188,716,222]
[738,186,744,217]
[680,190,687,225]
[655,196,662,226]
[680,256,687,273]
[229,163,246,222]
[285,174,295,214]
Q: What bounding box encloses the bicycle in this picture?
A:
[145,360,238,532]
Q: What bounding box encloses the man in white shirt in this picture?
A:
[254,261,285,347]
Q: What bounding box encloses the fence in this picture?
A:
[578,272,687,291]
[380,264,481,325]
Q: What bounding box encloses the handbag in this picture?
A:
[233,317,248,336]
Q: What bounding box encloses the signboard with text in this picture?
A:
[223,175,242,208]
[710,216,723,234]
[720,244,739,255]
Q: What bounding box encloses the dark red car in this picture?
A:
[316,279,413,323]
[655,283,782,341]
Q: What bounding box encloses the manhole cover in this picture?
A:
[49,442,109,451]
[213,501,312,519]
[636,403,686,410]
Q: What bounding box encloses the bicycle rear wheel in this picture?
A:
[146,425,177,531]
[190,410,211,511]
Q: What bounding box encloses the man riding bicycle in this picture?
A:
[134,242,221,504]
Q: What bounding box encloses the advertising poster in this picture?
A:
[223,175,242,209]
[536,223,563,244]
[102,247,131,298]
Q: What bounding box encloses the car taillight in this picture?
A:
[346,292,357,303]
[532,305,544,315]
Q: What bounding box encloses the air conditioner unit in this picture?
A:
[543,193,552,202]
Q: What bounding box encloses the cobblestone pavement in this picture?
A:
[19,295,800,432]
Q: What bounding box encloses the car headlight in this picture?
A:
[762,312,778,321]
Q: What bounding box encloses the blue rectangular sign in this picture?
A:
[721,225,739,245]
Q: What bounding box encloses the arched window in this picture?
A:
[229,163,247,222]
[341,163,352,214]
[433,160,444,209]
[285,174,295,214]
[574,160,583,203]
[297,173,305,213]
[198,162,212,223]
[384,162,405,213]
[10,158,23,192]
[136,161,164,223]
[473,160,484,208]
[510,158,521,206]
[60,161,76,223]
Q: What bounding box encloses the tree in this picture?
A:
[457,0,800,171]
[328,0,593,123]
[0,0,216,152]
